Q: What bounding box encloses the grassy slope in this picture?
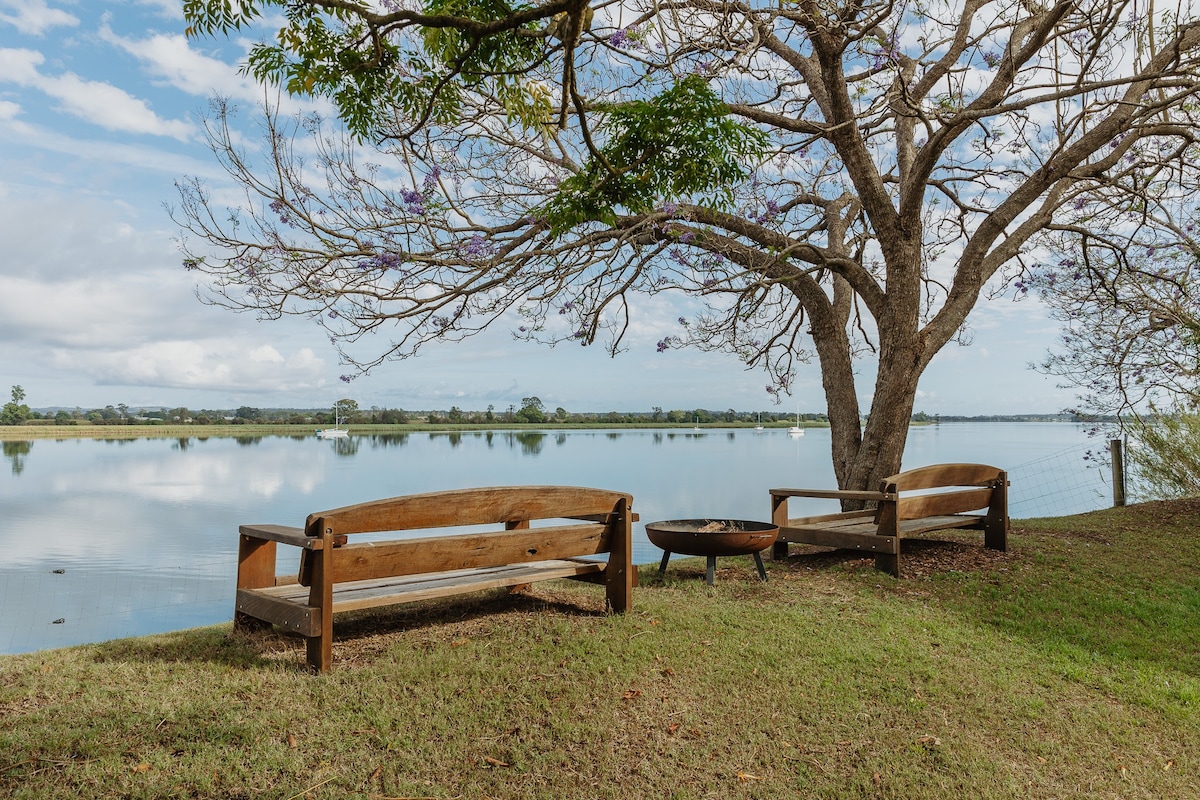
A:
[1,502,1197,799]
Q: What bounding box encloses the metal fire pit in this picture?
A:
[645,519,779,585]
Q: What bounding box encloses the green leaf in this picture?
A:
[543,75,768,234]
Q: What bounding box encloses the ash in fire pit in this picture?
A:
[645,519,779,585]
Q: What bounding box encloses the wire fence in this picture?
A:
[1007,443,1115,519]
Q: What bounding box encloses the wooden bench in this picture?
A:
[770,463,1008,577]
[234,485,635,671]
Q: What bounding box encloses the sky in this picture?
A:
[0,1,1079,415]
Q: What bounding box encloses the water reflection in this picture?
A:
[511,431,545,455]
[3,440,31,475]
[331,437,360,456]
[366,433,410,447]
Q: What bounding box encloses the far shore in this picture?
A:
[0,420,842,441]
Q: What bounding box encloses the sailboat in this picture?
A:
[754,413,764,431]
[788,409,804,437]
[316,406,349,439]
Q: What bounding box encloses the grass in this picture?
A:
[2,502,1197,798]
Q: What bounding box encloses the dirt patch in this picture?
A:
[778,534,1018,580]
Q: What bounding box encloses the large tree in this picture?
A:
[179,0,1200,492]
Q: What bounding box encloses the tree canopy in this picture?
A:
[178,0,1200,490]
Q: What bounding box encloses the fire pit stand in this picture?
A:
[645,519,779,586]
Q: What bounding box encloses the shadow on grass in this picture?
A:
[92,587,611,672]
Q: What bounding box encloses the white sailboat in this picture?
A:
[316,406,349,439]
[788,409,804,437]
[754,413,764,431]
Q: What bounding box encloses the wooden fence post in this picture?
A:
[1110,438,1126,508]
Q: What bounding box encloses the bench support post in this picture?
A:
[604,497,633,612]
[984,473,1009,552]
[235,535,277,632]
[306,522,335,673]
[770,492,789,561]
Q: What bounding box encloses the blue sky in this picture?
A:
[0,1,1076,414]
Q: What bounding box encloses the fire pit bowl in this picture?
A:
[645,519,780,585]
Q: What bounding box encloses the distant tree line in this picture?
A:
[7,386,1092,428]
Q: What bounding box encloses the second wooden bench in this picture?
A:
[770,463,1009,577]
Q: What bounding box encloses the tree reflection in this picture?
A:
[510,432,545,456]
[332,437,360,456]
[3,440,32,475]
[370,433,410,447]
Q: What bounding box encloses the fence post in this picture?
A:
[1110,438,1126,507]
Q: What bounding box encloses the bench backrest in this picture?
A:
[880,463,1006,521]
[299,486,633,585]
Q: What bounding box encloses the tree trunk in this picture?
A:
[818,317,923,498]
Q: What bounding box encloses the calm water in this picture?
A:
[0,423,1110,654]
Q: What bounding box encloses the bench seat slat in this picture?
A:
[249,559,605,616]
[778,524,898,552]
[897,513,984,535]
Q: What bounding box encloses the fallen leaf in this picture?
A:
[484,756,509,768]
[873,772,882,787]
[368,765,382,782]
[287,734,298,748]
[667,723,681,735]
[736,771,762,782]
[918,735,941,748]
[1164,760,1175,771]
[622,689,642,700]
[133,763,151,773]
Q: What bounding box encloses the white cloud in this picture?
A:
[97,25,329,117]
[0,0,78,36]
[134,0,184,20]
[0,48,194,140]
[55,340,332,394]
[97,26,261,102]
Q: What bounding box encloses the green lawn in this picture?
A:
[2,501,1197,798]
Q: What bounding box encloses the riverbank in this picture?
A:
[1,501,1195,798]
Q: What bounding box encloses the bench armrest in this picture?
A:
[770,488,894,502]
[239,524,322,550]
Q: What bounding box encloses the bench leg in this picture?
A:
[235,536,277,633]
[772,542,789,561]
[875,550,900,578]
[306,531,335,673]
